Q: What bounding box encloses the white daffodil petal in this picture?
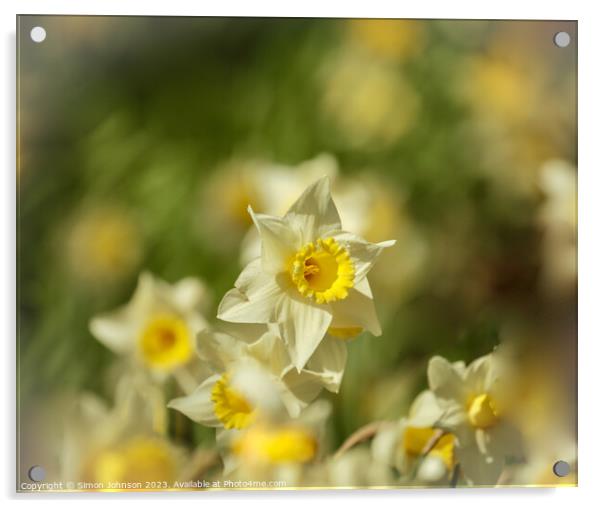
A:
[278,371,325,418]
[167,375,221,426]
[218,321,269,344]
[329,278,382,336]
[332,232,396,283]
[196,329,246,372]
[89,309,137,354]
[129,272,159,314]
[407,390,445,428]
[245,329,293,379]
[230,360,284,415]
[284,176,342,242]
[465,354,495,394]
[298,399,332,430]
[304,336,347,392]
[276,296,333,371]
[217,277,283,324]
[232,258,262,292]
[216,428,242,476]
[437,403,470,441]
[371,422,401,467]
[170,277,210,313]
[417,455,449,483]
[482,421,525,461]
[427,356,468,404]
[248,207,299,273]
[456,438,505,486]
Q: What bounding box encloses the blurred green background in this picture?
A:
[18,17,576,452]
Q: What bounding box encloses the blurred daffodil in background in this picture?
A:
[65,205,143,287]
[90,273,211,392]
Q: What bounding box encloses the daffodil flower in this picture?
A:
[427,353,525,485]
[208,400,331,484]
[217,177,395,370]
[89,273,209,379]
[372,390,457,485]
[167,323,346,431]
[58,388,203,488]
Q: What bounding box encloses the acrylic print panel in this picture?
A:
[16,16,577,491]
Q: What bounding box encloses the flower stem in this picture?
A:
[333,421,388,460]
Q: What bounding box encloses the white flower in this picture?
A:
[372,390,457,485]
[217,177,395,370]
[59,388,198,487]
[218,400,332,483]
[427,352,524,485]
[168,323,346,430]
[238,154,339,266]
[89,272,210,376]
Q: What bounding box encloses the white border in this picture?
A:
[3,1,600,507]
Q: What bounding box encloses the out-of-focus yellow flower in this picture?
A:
[427,352,525,486]
[372,391,456,485]
[66,205,142,285]
[168,323,346,429]
[320,50,419,148]
[198,155,338,251]
[538,159,577,296]
[239,155,338,266]
[59,389,197,489]
[231,424,317,466]
[218,401,331,484]
[335,174,427,301]
[458,27,574,197]
[217,177,395,370]
[90,272,210,382]
[345,19,426,62]
[462,56,540,125]
[83,436,176,486]
[196,159,263,247]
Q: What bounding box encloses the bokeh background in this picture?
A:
[17,17,577,487]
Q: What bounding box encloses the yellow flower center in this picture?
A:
[327,326,364,340]
[89,437,176,485]
[232,425,317,465]
[289,237,355,304]
[402,427,455,471]
[139,314,193,370]
[467,393,500,429]
[211,374,256,430]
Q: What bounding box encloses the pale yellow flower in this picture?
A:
[217,177,395,370]
[345,19,426,62]
[168,323,346,430]
[372,391,457,485]
[59,387,199,489]
[427,352,525,485]
[320,49,419,148]
[198,155,338,253]
[217,401,332,484]
[196,159,265,248]
[66,205,142,285]
[90,272,209,378]
[462,55,541,125]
